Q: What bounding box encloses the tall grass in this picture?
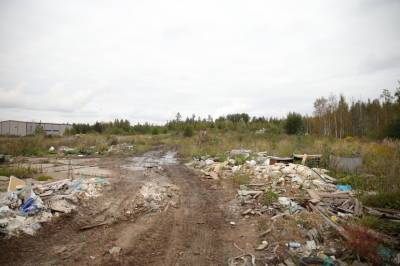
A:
[1,131,399,195]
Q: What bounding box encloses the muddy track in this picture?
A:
[119,165,227,265]
[0,156,231,266]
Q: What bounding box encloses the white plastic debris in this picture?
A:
[306,240,317,250]
[278,197,291,206]
[205,159,214,165]
[255,240,269,250]
[0,177,110,237]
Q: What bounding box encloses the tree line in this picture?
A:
[304,85,400,139]
[67,82,400,139]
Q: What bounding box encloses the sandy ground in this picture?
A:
[0,150,260,265]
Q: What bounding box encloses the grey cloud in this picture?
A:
[359,55,400,75]
[0,0,399,123]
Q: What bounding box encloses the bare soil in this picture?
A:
[0,151,259,265]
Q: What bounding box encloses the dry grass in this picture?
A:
[0,165,38,178]
[344,224,383,265]
[1,131,399,194]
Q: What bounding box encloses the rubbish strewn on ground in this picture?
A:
[108,143,134,153]
[0,176,110,237]
[7,176,26,192]
[0,154,12,164]
[188,150,400,265]
[138,181,180,211]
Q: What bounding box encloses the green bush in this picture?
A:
[34,125,45,135]
[151,127,160,135]
[216,153,228,162]
[233,154,247,165]
[183,126,194,137]
[358,215,400,235]
[361,192,400,210]
[284,112,304,135]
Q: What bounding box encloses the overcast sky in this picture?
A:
[1,1,399,124]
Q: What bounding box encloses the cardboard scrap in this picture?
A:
[7,176,26,192]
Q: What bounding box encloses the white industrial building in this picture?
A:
[0,120,72,136]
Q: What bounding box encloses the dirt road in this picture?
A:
[0,151,251,265]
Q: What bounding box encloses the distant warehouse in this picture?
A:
[0,120,72,137]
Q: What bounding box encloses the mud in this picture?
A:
[0,150,257,265]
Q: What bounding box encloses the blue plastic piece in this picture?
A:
[323,256,334,266]
[19,197,39,215]
[336,185,352,191]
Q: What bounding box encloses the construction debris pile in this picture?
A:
[189,149,400,265]
[50,142,135,156]
[0,176,110,237]
[138,181,180,211]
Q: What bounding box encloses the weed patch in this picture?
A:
[361,192,400,210]
[36,175,53,181]
[233,154,247,165]
[232,173,249,186]
[358,215,400,236]
[0,166,38,178]
[262,190,278,206]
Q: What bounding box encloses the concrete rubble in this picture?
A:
[139,181,179,211]
[189,150,400,265]
[0,176,110,237]
[107,143,134,153]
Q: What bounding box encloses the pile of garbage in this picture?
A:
[189,149,400,265]
[189,150,336,191]
[0,154,12,163]
[0,176,110,237]
[139,182,179,211]
[107,143,134,153]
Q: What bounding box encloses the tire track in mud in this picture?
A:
[0,153,230,266]
[116,165,227,266]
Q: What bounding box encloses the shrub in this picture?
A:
[183,126,194,137]
[34,125,45,136]
[107,136,119,145]
[96,143,109,154]
[284,112,303,135]
[361,192,400,210]
[263,190,278,206]
[344,224,382,265]
[233,154,247,165]
[386,117,400,139]
[358,215,400,236]
[216,153,228,162]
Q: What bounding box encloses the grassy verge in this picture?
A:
[358,215,400,236]
[0,166,38,178]
[361,192,400,210]
[36,175,53,181]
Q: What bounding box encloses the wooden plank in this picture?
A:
[306,189,321,204]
